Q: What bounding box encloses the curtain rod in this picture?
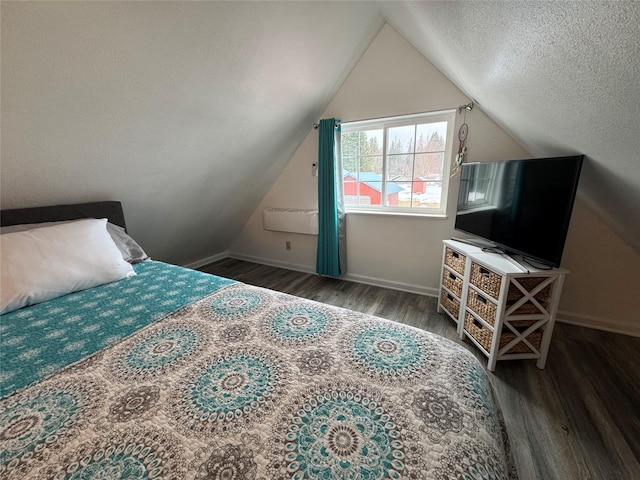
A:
[458,101,475,113]
[313,102,476,129]
[313,122,340,130]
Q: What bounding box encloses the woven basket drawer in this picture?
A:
[507,277,551,299]
[444,247,466,275]
[506,277,551,314]
[440,289,461,319]
[500,331,542,354]
[469,262,502,299]
[465,314,542,355]
[464,313,494,352]
[442,269,463,298]
[466,290,497,327]
[508,319,538,329]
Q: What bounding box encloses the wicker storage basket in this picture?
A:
[508,319,538,329]
[444,248,466,275]
[464,313,493,352]
[502,319,542,353]
[465,314,542,354]
[469,262,502,299]
[440,289,461,318]
[466,290,497,327]
[500,330,542,354]
[506,277,551,314]
[442,270,463,298]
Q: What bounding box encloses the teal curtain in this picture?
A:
[316,118,345,277]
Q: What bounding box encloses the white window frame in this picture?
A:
[340,110,456,217]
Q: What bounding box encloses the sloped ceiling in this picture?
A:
[380,1,640,252]
[0,1,384,264]
[2,1,639,262]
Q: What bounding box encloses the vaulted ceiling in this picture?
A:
[2,1,638,261]
[380,1,640,253]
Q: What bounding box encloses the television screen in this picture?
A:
[454,155,584,267]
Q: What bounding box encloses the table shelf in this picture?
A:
[437,240,567,370]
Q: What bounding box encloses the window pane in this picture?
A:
[396,181,413,207]
[343,173,360,206]
[342,128,383,206]
[411,181,442,209]
[348,175,381,206]
[341,132,359,157]
[388,154,415,182]
[341,129,383,157]
[360,154,383,174]
[343,131,382,167]
[416,122,447,153]
[387,125,415,154]
[415,152,444,181]
[356,169,383,206]
[367,180,383,205]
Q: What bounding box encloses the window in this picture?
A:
[341,110,455,215]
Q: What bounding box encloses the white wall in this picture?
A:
[560,201,640,335]
[232,23,640,337]
[230,24,530,294]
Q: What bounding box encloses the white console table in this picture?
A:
[437,239,567,371]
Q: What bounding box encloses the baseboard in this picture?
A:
[556,311,639,337]
[340,272,438,297]
[227,252,316,275]
[182,251,230,270]
[228,252,438,297]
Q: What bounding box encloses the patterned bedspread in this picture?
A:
[0,261,235,397]
[0,266,516,479]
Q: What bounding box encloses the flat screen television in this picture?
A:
[454,155,584,267]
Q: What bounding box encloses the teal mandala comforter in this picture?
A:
[0,262,517,479]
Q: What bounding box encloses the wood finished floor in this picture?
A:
[200,258,640,480]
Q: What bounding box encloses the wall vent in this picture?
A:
[262,208,318,235]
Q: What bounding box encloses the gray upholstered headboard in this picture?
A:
[0,201,127,231]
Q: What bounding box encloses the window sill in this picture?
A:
[345,209,448,220]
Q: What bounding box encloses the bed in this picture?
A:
[0,201,517,480]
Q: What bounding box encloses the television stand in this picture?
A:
[450,236,497,249]
[501,253,534,273]
[437,239,568,371]
[504,253,555,272]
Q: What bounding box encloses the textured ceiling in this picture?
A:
[2,1,639,260]
[381,1,640,252]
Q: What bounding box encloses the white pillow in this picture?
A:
[1,218,135,314]
[1,220,149,264]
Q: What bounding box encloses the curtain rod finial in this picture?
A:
[458,101,475,113]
